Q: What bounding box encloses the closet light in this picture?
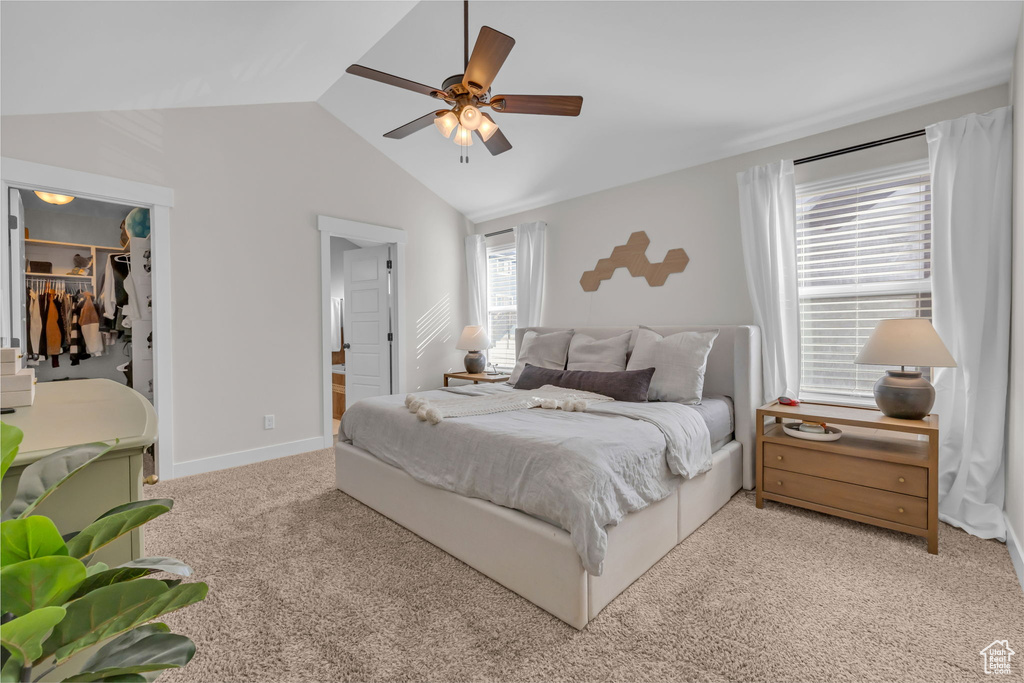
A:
[434,111,459,138]
[476,115,499,142]
[458,105,482,131]
[34,191,74,205]
[452,125,474,146]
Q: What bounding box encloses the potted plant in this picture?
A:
[0,422,207,682]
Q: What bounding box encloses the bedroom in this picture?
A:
[0,1,1021,681]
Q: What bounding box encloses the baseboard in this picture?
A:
[1006,513,1024,593]
[169,436,325,479]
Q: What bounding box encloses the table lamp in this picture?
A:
[456,325,491,374]
[854,318,956,419]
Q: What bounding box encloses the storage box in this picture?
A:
[0,348,19,363]
[1,354,22,376]
[1,368,34,393]
[1,383,35,408]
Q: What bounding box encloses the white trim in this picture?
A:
[171,436,325,479]
[317,215,406,449]
[0,158,176,479]
[1006,513,1024,593]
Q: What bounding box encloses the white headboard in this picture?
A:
[515,325,762,490]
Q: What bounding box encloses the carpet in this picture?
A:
[145,448,1024,682]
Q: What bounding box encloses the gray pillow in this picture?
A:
[567,332,630,372]
[626,327,719,404]
[515,364,655,402]
[509,329,574,385]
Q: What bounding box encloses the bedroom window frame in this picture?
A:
[795,159,932,406]
[485,238,517,372]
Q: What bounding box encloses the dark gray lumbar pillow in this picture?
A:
[514,364,656,403]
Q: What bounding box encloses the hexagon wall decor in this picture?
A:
[579,231,689,292]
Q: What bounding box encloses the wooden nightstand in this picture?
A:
[443,372,510,387]
[755,401,939,554]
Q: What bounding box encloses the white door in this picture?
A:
[343,244,392,409]
[2,189,25,349]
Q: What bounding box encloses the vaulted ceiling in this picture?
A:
[3,1,1020,222]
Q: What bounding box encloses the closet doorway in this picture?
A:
[318,215,406,447]
[1,159,175,478]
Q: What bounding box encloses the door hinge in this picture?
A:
[387,332,394,342]
[386,259,392,270]
[9,216,17,231]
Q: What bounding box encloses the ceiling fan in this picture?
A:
[345,0,583,160]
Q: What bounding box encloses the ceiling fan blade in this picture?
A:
[462,26,515,94]
[491,95,583,116]
[346,64,441,98]
[475,114,512,155]
[383,112,443,139]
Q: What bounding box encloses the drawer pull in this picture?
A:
[898,507,905,514]
[776,455,783,461]
[777,480,783,486]
[144,475,159,486]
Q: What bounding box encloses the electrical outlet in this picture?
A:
[264,414,275,430]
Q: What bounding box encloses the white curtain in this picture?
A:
[515,222,547,328]
[928,106,1012,540]
[465,234,487,327]
[737,160,800,403]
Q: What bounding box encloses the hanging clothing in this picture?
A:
[26,289,42,364]
[45,292,61,357]
[78,292,103,355]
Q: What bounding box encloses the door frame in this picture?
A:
[317,215,406,449]
[1,157,176,478]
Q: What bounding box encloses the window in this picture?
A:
[795,161,931,402]
[486,243,517,370]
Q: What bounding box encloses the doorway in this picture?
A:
[318,215,407,448]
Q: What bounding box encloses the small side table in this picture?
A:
[755,400,939,554]
[443,372,510,387]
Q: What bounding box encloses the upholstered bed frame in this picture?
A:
[335,325,762,629]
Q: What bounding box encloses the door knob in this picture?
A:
[343,343,351,349]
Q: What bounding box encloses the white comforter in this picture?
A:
[340,384,712,576]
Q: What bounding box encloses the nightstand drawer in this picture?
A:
[763,467,928,528]
[764,442,926,497]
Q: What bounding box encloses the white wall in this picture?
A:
[25,208,127,248]
[1007,14,1024,581]
[476,86,1008,330]
[2,102,471,470]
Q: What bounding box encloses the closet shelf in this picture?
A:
[25,238,125,251]
[26,271,93,279]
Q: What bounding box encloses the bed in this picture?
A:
[335,325,762,629]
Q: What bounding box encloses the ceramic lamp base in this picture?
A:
[463,351,485,374]
[873,370,935,420]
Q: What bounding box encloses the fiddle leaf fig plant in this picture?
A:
[0,422,207,683]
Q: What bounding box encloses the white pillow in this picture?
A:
[509,330,574,385]
[625,327,719,404]
[567,332,630,372]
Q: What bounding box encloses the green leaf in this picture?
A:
[96,500,172,522]
[94,675,147,682]
[117,558,191,578]
[65,504,171,560]
[0,423,23,483]
[0,651,23,683]
[86,562,110,577]
[0,556,86,616]
[62,628,194,682]
[41,579,207,664]
[70,568,151,601]
[1,517,68,566]
[2,443,114,521]
[0,606,65,665]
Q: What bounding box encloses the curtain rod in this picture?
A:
[484,228,514,238]
[793,129,926,166]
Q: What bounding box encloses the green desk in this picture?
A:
[2,378,157,565]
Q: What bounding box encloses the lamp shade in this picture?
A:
[854,318,956,368]
[456,325,490,351]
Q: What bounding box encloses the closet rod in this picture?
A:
[793,129,926,166]
[484,228,514,238]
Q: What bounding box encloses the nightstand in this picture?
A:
[755,401,939,554]
[443,372,510,387]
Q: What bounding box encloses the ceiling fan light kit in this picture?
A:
[346,0,583,161]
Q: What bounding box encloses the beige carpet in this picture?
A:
[144,448,1024,682]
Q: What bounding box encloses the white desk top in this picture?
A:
[3,379,156,465]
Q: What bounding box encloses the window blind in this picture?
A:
[796,162,932,401]
[486,244,517,370]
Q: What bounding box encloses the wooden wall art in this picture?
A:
[579,231,689,292]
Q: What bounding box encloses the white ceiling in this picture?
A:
[320,1,1021,222]
[2,1,1020,223]
[0,1,415,115]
